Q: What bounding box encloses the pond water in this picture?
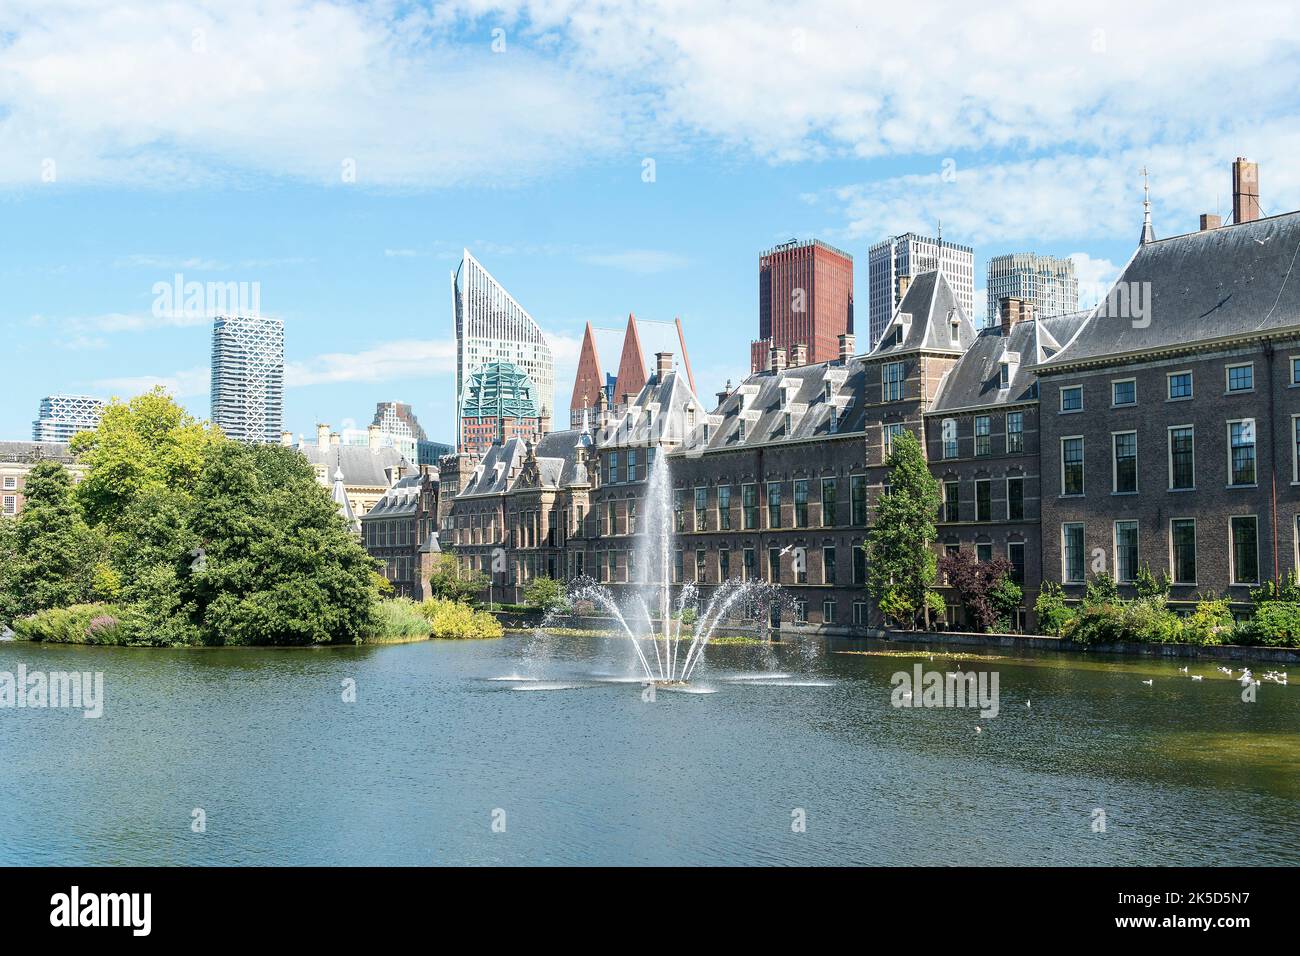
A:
[1,632,1296,865]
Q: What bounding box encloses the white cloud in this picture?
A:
[1069,253,1123,309]
[285,338,458,387]
[94,366,211,400]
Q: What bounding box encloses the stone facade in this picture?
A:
[0,442,85,517]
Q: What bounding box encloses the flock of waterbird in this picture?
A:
[1142,665,1290,687]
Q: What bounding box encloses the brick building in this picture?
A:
[0,442,85,516]
[751,239,854,372]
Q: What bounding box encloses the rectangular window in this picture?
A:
[767,481,782,528]
[1008,542,1025,584]
[1292,356,1300,385]
[627,449,639,482]
[1169,426,1195,490]
[628,501,637,534]
[976,543,992,563]
[1168,371,1193,400]
[1112,379,1136,406]
[742,484,758,529]
[1114,520,1138,583]
[694,486,708,531]
[673,550,683,584]
[883,423,905,457]
[943,480,959,522]
[942,419,958,459]
[882,362,905,402]
[850,475,867,525]
[794,479,809,527]
[1006,412,1023,453]
[1,477,15,490]
[695,548,707,583]
[717,485,732,530]
[1226,363,1254,393]
[673,490,685,532]
[743,547,756,581]
[608,451,620,484]
[853,546,866,585]
[1063,523,1085,583]
[1060,385,1083,412]
[1170,519,1197,584]
[1229,420,1257,486]
[1113,432,1137,493]
[974,416,991,456]
[609,550,619,583]
[1061,437,1084,495]
[1230,516,1259,585]
[823,546,837,585]
[853,602,869,626]
[821,478,837,526]
[768,547,781,583]
[719,548,730,580]
[975,479,991,522]
[822,600,837,625]
[1007,476,1024,520]
[596,551,606,583]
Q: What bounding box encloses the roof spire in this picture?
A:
[1140,166,1155,244]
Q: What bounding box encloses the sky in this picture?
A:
[3,0,1300,445]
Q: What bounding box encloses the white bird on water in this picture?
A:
[1026,699,1031,708]
[1179,665,1188,673]
[1142,679,1154,686]
[1191,675,1203,681]
[974,725,983,734]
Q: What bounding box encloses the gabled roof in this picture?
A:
[595,367,700,448]
[930,311,1089,413]
[297,443,413,488]
[1039,211,1300,369]
[683,356,867,452]
[866,270,976,358]
[361,474,429,521]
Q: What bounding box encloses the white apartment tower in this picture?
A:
[32,394,105,442]
[451,250,554,453]
[210,314,285,443]
[867,233,974,348]
[985,253,1079,326]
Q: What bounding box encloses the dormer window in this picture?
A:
[783,412,792,435]
[824,381,833,403]
[950,318,960,344]
[999,362,1010,389]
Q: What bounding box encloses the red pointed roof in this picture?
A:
[569,322,605,415]
[613,313,648,403]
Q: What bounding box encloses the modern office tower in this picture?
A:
[985,253,1079,326]
[571,313,697,426]
[749,239,854,371]
[867,233,974,347]
[340,401,428,463]
[452,250,554,453]
[458,361,542,458]
[31,394,105,442]
[210,314,285,443]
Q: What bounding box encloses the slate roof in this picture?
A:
[0,441,76,464]
[596,368,701,448]
[931,311,1088,413]
[457,438,526,498]
[296,443,413,488]
[866,270,978,358]
[361,474,427,521]
[1040,211,1300,368]
[683,356,867,452]
[531,428,582,489]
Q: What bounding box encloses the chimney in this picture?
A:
[791,343,808,367]
[330,432,341,447]
[280,431,293,447]
[769,346,787,373]
[367,423,382,451]
[999,296,1028,336]
[716,379,734,407]
[316,424,330,448]
[655,352,673,380]
[896,275,910,300]
[1200,213,1223,231]
[838,333,855,363]
[1233,157,1260,224]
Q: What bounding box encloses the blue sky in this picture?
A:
[3,1,1299,444]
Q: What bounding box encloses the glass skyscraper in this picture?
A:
[452,250,553,454]
[210,314,284,443]
[32,394,104,442]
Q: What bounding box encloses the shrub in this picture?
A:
[14,603,127,644]
[1034,582,1074,637]
[522,576,569,614]
[1181,597,1233,646]
[366,598,432,642]
[1235,601,1300,646]
[879,587,916,628]
[419,598,504,640]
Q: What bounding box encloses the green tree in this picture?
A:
[427,552,489,604]
[523,576,569,614]
[187,443,377,645]
[71,387,226,531]
[866,430,941,629]
[0,462,103,620]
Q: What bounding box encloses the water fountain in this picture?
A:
[560,452,781,684]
